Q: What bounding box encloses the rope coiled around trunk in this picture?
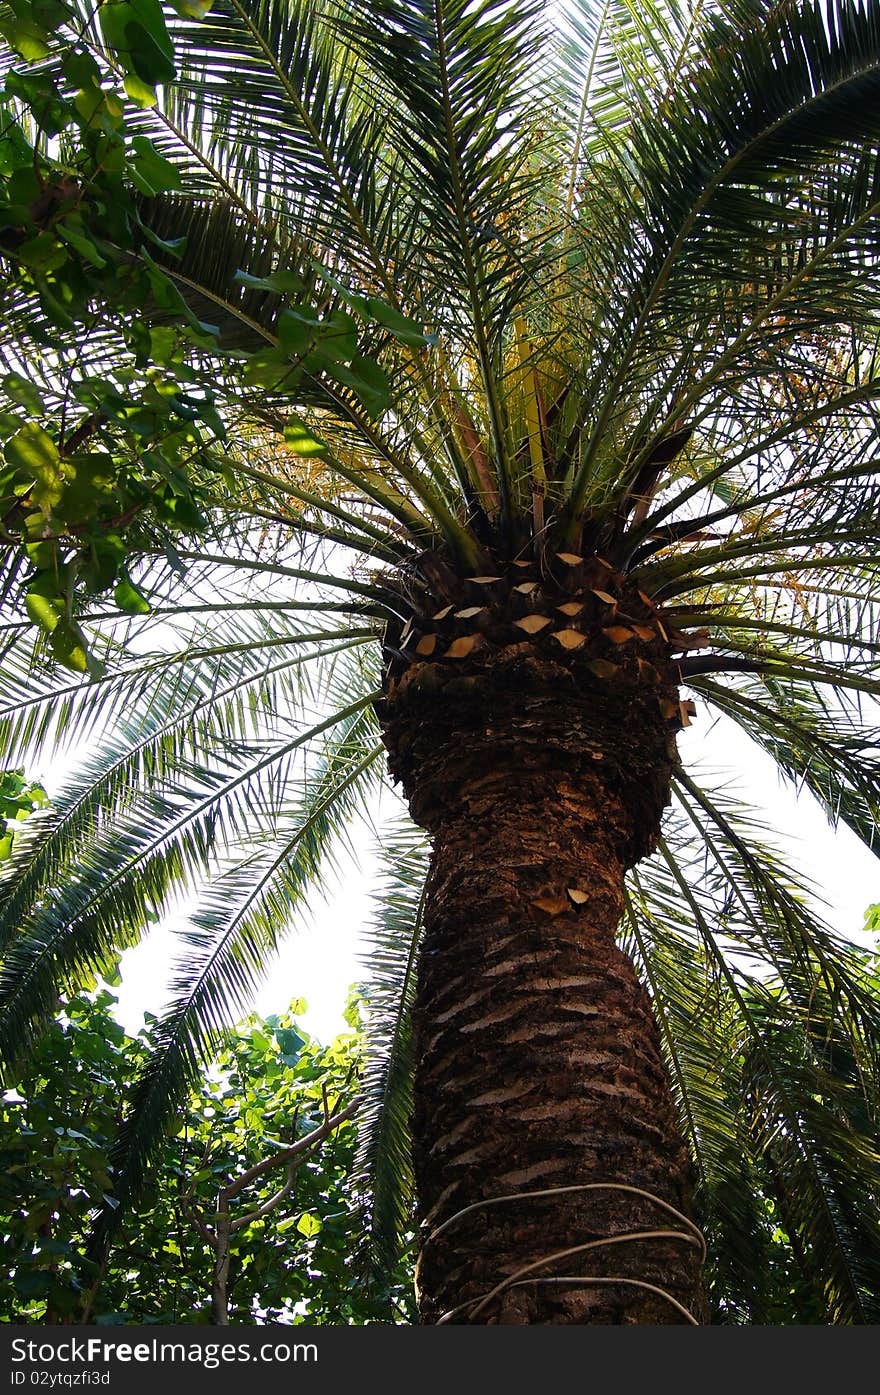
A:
[424,1182,707,1325]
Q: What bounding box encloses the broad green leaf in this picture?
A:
[276,311,312,360]
[2,373,44,414]
[330,357,390,419]
[49,618,90,673]
[98,0,175,84]
[129,136,184,196]
[24,591,64,634]
[0,15,50,60]
[233,268,304,294]
[123,19,176,85]
[274,1027,304,1064]
[0,117,31,173]
[148,327,179,364]
[52,453,117,524]
[313,311,358,366]
[57,224,108,270]
[365,298,434,347]
[242,348,301,389]
[5,424,60,510]
[168,0,211,15]
[138,224,186,258]
[60,49,102,89]
[4,70,70,135]
[296,1212,321,1239]
[282,418,328,457]
[122,73,158,108]
[113,574,151,615]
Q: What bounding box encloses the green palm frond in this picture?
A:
[670,771,880,1064]
[691,674,880,857]
[741,975,880,1324]
[89,679,385,1252]
[0,599,382,1064]
[355,813,428,1280]
[0,622,378,940]
[12,0,880,564]
[625,780,880,1323]
[164,0,410,262]
[621,882,774,1322]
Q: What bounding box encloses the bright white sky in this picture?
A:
[60,705,875,1045]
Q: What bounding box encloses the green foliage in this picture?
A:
[0,0,401,670]
[0,0,224,670]
[0,987,415,1323]
[355,816,426,1284]
[627,800,880,1324]
[0,767,46,860]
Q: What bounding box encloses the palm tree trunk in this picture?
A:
[379,645,706,1324]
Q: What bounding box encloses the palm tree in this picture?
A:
[2,0,880,1324]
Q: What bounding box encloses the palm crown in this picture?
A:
[2,0,880,1322]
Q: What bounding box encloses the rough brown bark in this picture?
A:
[378,643,705,1324]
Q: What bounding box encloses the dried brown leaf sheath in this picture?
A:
[514,614,553,634]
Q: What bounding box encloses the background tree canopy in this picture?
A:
[2,0,880,1324]
[0,987,416,1324]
